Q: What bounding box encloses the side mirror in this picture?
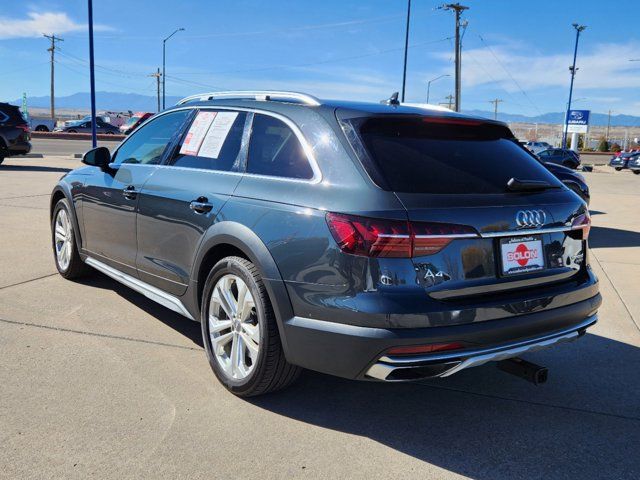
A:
[82,147,111,170]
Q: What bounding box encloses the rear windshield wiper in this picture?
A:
[506,178,559,192]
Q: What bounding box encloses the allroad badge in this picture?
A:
[515,209,546,228]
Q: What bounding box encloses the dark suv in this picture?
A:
[536,148,581,169]
[0,102,31,164]
[50,91,600,396]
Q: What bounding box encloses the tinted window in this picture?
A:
[247,114,313,179]
[113,110,190,165]
[171,111,247,171]
[538,150,550,157]
[344,115,562,194]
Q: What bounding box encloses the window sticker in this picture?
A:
[198,112,239,159]
[179,111,217,156]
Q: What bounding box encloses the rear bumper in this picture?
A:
[7,141,31,156]
[281,293,601,380]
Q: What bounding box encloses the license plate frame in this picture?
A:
[499,235,545,276]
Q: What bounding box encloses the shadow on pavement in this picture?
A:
[74,272,203,348]
[589,226,640,249]
[0,165,72,173]
[249,333,640,479]
[74,271,640,478]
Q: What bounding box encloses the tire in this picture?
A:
[105,131,114,135]
[51,198,90,279]
[201,256,300,397]
[35,125,49,132]
[67,129,77,134]
[633,170,640,175]
[615,167,622,171]
[0,156,4,165]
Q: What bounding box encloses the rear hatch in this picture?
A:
[337,111,590,299]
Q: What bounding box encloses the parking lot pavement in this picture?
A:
[1,156,639,480]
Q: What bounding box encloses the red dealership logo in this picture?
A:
[507,243,538,266]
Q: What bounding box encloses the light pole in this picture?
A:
[426,74,450,103]
[401,0,411,102]
[87,0,97,148]
[561,23,586,149]
[162,27,184,109]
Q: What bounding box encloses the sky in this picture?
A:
[1,0,639,116]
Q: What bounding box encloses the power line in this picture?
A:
[478,34,542,115]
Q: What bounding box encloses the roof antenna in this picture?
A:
[381,91,400,106]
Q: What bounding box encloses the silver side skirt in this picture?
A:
[85,257,195,321]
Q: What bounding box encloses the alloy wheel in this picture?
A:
[54,209,73,271]
[208,274,260,380]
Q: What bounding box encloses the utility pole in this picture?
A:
[445,94,455,110]
[561,23,586,149]
[149,68,162,112]
[606,109,612,141]
[401,0,411,102]
[44,34,63,121]
[489,98,503,120]
[440,3,468,112]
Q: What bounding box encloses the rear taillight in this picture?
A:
[17,124,30,133]
[325,213,478,258]
[386,342,466,356]
[571,212,591,240]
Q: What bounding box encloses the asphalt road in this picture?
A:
[28,137,613,166]
[30,137,122,156]
[0,157,639,479]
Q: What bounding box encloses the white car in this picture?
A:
[525,141,553,154]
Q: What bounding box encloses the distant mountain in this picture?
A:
[11,92,182,112]
[10,92,640,126]
[463,109,640,127]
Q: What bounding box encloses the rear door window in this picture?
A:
[170,110,247,171]
[246,114,314,180]
[340,114,562,194]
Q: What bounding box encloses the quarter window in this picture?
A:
[171,110,247,171]
[112,110,190,165]
[247,114,313,180]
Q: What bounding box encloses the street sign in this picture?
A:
[566,109,590,133]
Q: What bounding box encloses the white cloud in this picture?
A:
[431,41,640,92]
[0,12,112,39]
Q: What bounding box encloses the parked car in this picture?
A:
[542,161,590,204]
[525,141,552,154]
[0,102,31,165]
[609,151,639,171]
[628,154,640,174]
[120,112,154,135]
[50,91,600,396]
[536,148,581,169]
[28,116,56,132]
[64,115,111,128]
[55,119,120,134]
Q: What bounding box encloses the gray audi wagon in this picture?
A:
[50,91,600,396]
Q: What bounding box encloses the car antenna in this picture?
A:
[381,91,400,106]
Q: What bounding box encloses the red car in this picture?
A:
[119,112,154,135]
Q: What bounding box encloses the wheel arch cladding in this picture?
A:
[50,186,83,250]
[193,221,296,357]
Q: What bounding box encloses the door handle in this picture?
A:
[189,196,213,214]
[123,185,138,200]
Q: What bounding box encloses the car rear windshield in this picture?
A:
[341,115,562,194]
[0,103,27,125]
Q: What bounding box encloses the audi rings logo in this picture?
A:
[515,210,547,228]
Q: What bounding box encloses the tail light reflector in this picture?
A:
[571,212,591,240]
[387,342,466,356]
[326,213,478,258]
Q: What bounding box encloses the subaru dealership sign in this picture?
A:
[565,109,590,133]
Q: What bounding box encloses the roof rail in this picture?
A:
[176,90,321,106]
